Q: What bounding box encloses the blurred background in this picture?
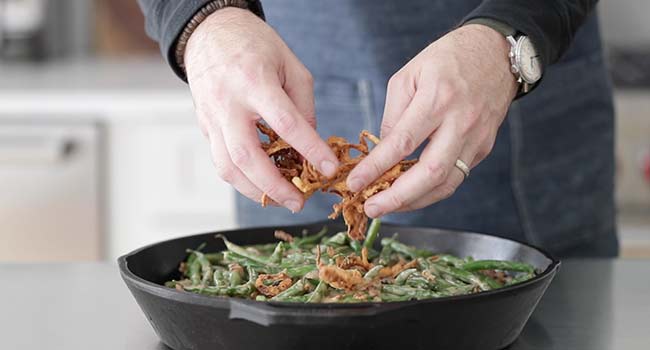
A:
[0,0,648,262]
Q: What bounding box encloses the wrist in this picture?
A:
[463,24,518,101]
[175,0,255,78]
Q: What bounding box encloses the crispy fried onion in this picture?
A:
[255,272,292,297]
[316,245,369,291]
[273,230,294,242]
[319,266,366,290]
[335,247,372,271]
[378,259,419,279]
[257,122,416,240]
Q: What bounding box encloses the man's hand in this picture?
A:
[185,8,339,213]
[346,24,518,218]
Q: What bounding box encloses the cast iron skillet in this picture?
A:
[119,221,560,350]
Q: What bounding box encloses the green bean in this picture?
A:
[379,292,411,302]
[187,250,212,286]
[363,218,381,250]
[377,240,395,266]
[436,254,466,268]
[185,282,253,297]
[437,284,476,297]
[271,279,306,301]
[395,268,418,285]
[364,265,384,280]
[204,252,224,265]
[188,258,201,286]
[381,285,440,300]
[350,240,362,254]
[432,263,500,291]
[246,266,258,283]
[381,238,433,259]
[269,242,285,264]
[169,225,538,303]
[306,280,328,303]
[323,232,348,246]
[248,243,278,255]
[222,251,265,266]
[405,274,433,289]
[284,265,317,278]
[229,268,243,287]
[213,269,228,287]
[506,273,535,286]
[216,235,269,265]
[463,260,535,274]
[293,226,328,248]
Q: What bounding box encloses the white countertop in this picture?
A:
[0,57,194,119]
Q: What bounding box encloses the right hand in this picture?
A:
[185,8,339,213]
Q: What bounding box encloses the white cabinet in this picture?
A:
[0,121,101,261]
[0,59,238,262]
[106,117,235,260]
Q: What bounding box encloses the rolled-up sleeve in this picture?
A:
[462,0,599,68]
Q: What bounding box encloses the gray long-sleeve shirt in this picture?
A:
[137,0,598,80]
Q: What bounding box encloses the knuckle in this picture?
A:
[261,181,289,201]
[424,162,447,184]
[434,79,458,109]
[381,122,395,137]
[476,140,495,163]
[273,111,298,136]
[302,70,314,86]
[387,74,401,91]
[439,183,457,200]
[391,130,417,157]
[366,156,384,179]
[387,192,405,210]
[228,143,251,167]
[214,162,236,183]
[460,115,479,136]
[300,139,321,161]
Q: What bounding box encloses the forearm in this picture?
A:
[462,0,599,68]
[137,0,265,80]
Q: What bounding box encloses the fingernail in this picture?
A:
[320,160,338,177]
[348,177,364,192]
[284,200,301,213]
[365,203,382,218]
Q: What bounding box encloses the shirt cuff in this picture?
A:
[460,1,559,70]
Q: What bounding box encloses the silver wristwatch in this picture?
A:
[506,35,542,94]
[465,18,543,96]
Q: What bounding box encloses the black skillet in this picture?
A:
[119,221,560,350]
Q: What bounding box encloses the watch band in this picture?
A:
[174,0,258,77]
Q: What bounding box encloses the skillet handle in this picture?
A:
[228,299,415,327]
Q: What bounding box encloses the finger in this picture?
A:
[251,78,339,178]
[395,146,474,212]
[380,73,415,138]
[347,90,441,192]
[363,118,463,218]
[221,111,305,213]
[207,128,269,204]
[283,60,316,129]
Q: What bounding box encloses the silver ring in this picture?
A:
[455,159,470,178]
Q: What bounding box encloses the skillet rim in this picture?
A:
[118,221,561,311]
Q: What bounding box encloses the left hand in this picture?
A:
[346,24,519,218]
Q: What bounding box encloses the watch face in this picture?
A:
[516,37,542,83]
